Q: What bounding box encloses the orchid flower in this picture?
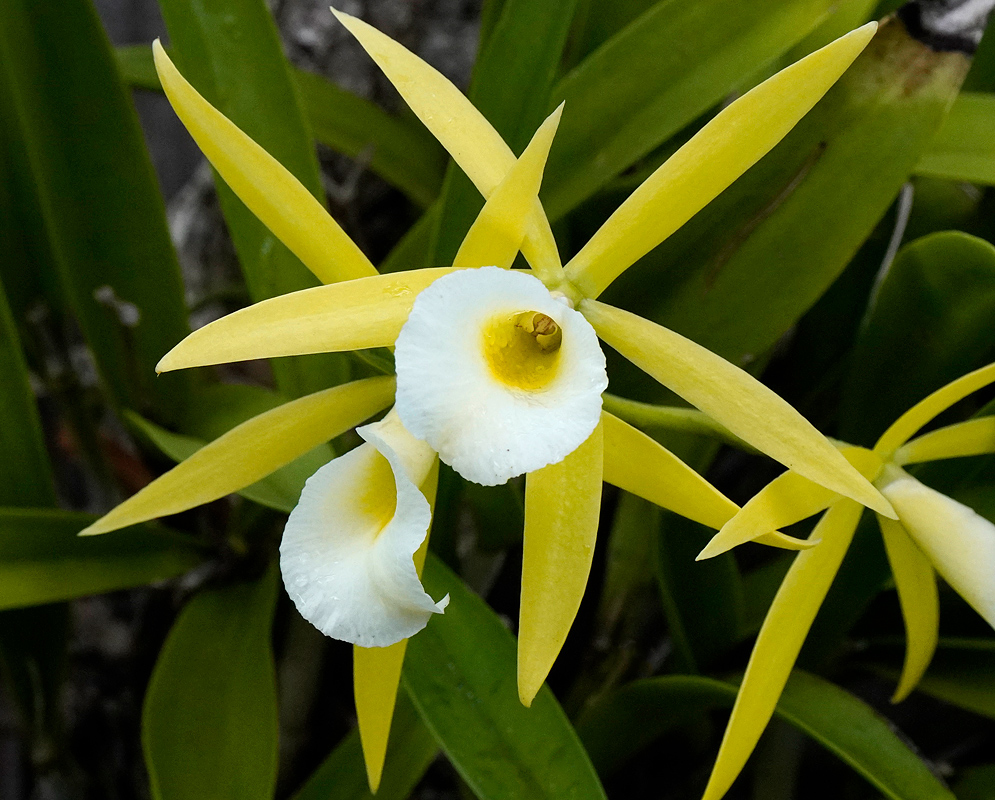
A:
[696,362,995,800]
[81,10,890,789]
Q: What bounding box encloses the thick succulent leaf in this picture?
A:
[291,689,437,800]
[578,670,954,800]
[877,515,940,702]
[519,421,603,706]
[82,377,395,535]
[156,270,453,372]
[581,300,893,516]
[915,92,995,186]
[143,568,279,800]
[0,509,202,610]
[405,555,607,800]
[545,0,851,219]
[564,23,876,298]
[0,0,192,421]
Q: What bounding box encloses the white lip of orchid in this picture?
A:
[280,412,448,647]
[880,466,995,631]
[393,267,608,486]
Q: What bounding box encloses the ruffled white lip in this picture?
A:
[394,267,608,486]
[882,473,995,630]
[280,413,447,647]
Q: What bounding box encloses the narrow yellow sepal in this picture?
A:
[601,411,737,529]
[156,268,455,373]
[330,9,563,283]
[702,499,863,800]
[152,40,376,285]
[519,420,603,706]
[80,377,395,535]
[874,362,995,459]
[877,514,939,703]
[894,416,995,466]
[564,23,877,298]
[581,300,895,518]
[454,105,563,270]
[354,460,439,793]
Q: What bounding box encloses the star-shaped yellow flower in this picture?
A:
[696,362,995,800]
[82,10,889,790]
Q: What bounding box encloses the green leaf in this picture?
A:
[544,0,846,220]
[158,0,349,398]
[0,0,193,423]
[430,0,578,263]
[115,45,446,208]
[605,14,972,369]
[578,671,954,799]
[841,231,995,446]
[405,556,607,800]
[0,508,202,611]
[291,689,437,800]
[954,764,995,800]
[915,92,995,186]
[143,567,279,800]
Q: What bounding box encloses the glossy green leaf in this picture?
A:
[578,671,954,799]
[0,0,192,422]
[404,556,607,800]
[291,689,437,800]
[544,0,844,220]
[916,93,995,186]
[158,0,349,398]
[115,44,446,207]
[842,232,995,446]
[606,14,971,368]
[143,567,279,800]
[430,0,577,264]
[0,508,202,611]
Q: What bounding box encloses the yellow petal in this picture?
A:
[702,499,863,800]
[564,23,877,298]
[330,10,562,283]
[152,41,376,285]
[156,269,455,373]
[354,460,439,793]
[874,362,995,459]
[454,105,563,270]
[581,300,895,518]
[601,411,737,530]
[519,420,603,706]
[894,416,995,466]
[80,377,395,535]
[877,514,939,703]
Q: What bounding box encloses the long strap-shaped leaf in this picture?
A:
[152,41,376,285]
[702,499,863,800]
[332,10,563,283]
[156,269,454,373]
[519,420,603,706]
[581,299,894,517]
[875,361,995,458]
[878,515,939,703]
[354,461,439,793]
[894,416,995,465]
[453,106,562,270]
[82,377,395,535]
[563,23,877,298]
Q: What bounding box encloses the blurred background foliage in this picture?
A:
[1,0,994,798]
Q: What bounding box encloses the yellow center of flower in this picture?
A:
[481,311,562,391]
